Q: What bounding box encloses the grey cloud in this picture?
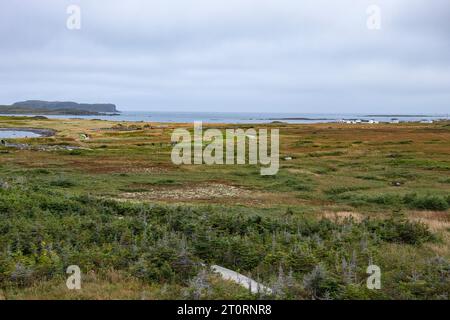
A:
[0,0,449,113]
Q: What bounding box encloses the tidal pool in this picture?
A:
[0,130,42,138]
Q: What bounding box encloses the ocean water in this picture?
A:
[2,111,449,124]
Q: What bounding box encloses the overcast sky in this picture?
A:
[1,0,449,113]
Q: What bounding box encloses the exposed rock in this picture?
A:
[0,181,10,190]
[80,133,90,140]
[211,265,272,295]
[1,141,86,151]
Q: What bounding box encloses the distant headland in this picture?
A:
[0,100,120,115]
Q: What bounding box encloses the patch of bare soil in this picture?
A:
[126,166,169,174]
[120,183,252,201]
[117,182,310,207]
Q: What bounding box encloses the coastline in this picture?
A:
[0,112,448,124]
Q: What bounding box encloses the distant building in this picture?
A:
[340,119,380,124]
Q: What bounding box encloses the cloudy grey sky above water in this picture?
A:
[1,0,449,113]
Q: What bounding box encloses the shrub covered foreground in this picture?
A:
[0,186,448,300]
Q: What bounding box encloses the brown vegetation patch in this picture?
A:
[286,168,320,176]
[69,159,171,174]
[322,211,364,222]
[409,211,450,231]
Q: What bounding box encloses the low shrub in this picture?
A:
[404,193,449,211]
[50,178,76,188]
[365,218,434,245]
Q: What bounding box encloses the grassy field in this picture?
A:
[0,116,449,299]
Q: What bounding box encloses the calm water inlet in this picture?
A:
[0,130,42,138]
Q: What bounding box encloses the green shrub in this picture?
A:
[50,178,76,188]
[365,218,434,245]
[0,187,443,299]
[404,193,449,211]
[302,265,340,299]
[284,179,313,191]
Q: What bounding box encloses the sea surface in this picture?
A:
[2,111,449,124]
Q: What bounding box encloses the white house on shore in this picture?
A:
[339,119,380,124]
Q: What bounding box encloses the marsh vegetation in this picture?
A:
[0,116,448,299]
